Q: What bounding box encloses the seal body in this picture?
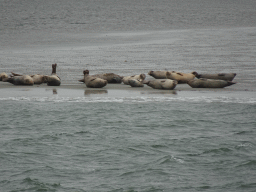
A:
[166,71,198,84]
[0,72,8,81]
[187,78,236,88]
[145,79,177,90]
[93,73,123,83]
[47,64,61,86]
[83,70,108,88]
[4,75,34,85]
[148,71,168,79]
[46,75,61,86]
[31,74,47,84]
[197,73,236,81]
[128,79,144,87]
[122,74,146,85]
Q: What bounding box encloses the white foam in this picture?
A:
[0,88,255,104]
[0,95,255,104]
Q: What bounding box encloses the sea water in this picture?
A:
[0,90,256,192]
[1,0,256,191]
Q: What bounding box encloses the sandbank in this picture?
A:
[0,81,254,100]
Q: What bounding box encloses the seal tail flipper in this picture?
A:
[11,72,22,76]
[142,80,149,84]
[197,74,202,78]
[2,77,14,84]
[78,78,85,83]
[227,81,236,87]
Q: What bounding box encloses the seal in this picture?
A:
[187,78,236,88]
[3,74,34,85]
[31,74,48,84]
[128,79,144,87]
[166,71,199,84]
[122,74,146,85]
[92,73,123,83]
[9,72,47,85]
[46,64,61,86]
[83,70,108,88]
[145,79,177,90]
[148,71,168,79]
[196,73,236,81]
[0,72,8,81]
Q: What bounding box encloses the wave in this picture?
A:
[0,95,256,104]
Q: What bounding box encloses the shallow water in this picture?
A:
[1,0,256,191]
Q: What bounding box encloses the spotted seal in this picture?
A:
[187,78,236,88]
[3,74,34,85]
[166,71,198,84]
[145,79,177,90]
[122,74,146,85]
[83,70,108,88]
[196,73,236,81]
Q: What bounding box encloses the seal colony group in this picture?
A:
[1,64,61,86]
[1,64,237,90]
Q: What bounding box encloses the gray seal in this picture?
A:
[122,74,146,85]
[128,79,144,87]
[148,71,168,79]
[46,64,61,86]
[196,73,236,81]
[3,75,34,85]
[187,78,236,88]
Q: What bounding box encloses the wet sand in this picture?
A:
[1,81,254,100]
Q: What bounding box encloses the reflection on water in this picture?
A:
[141,90,177,95]
[84,89,108,95]
[45,88,58,94]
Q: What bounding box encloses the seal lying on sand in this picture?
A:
[93,73,123,83]
[83,70,108,88]
[145,79,177,90]
[31,74,48,84]
[196,73,236,81]
[166,71,198,84]
[148,71,168,79]
[0,72,8,81]
[79,72,123,83]
[122,74,146,85]
[3,74,34,85]
[128,79,144,87]
[11,72,47,85]
[187,78,236,88]
[46,64,61,86]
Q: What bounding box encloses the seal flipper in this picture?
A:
[78,78,85,83]
[11,72,23,76]
[2,77,13,84]
[226,81,236,87]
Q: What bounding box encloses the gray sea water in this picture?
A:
[1,0,256,191]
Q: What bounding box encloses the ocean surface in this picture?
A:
[1,0,256,191]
